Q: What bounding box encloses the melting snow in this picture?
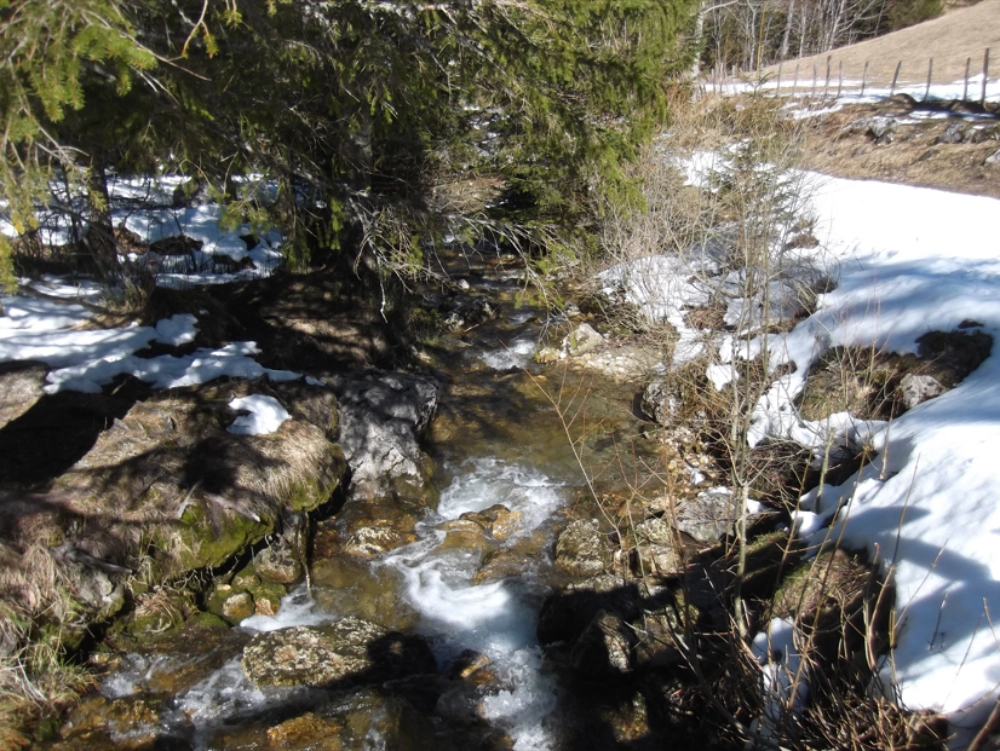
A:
[227,394,291,435]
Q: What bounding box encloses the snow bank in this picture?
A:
[608,161,1000,741]
[771,176,1000,744]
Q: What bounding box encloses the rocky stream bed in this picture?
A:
[4,227,988,751]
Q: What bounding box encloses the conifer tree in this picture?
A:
[0,0,158,285]
[0,0,699,289]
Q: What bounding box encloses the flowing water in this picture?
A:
[60,256,659,750]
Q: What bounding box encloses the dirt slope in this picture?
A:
[764,0,1000,87]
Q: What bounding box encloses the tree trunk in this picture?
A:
[85,161,120,283]
[691,2,707,77]
[781,0,795,59]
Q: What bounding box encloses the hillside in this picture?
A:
[763,0,1000,87]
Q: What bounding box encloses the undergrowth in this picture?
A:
[534,87,950,749]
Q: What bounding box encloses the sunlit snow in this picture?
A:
[618,164,1000,743]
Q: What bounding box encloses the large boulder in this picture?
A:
[1,380,345,652]
[328,370,439,501]
[241,618,436,689]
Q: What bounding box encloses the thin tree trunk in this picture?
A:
[85,161,119,283]
[781,0,795,60]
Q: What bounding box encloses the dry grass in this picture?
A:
[0,381,345,743]
[798,99,1000,200]
[762,0,1000,87]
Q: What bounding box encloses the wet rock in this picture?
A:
[249,580,285,616]
[328,688,438,751]
[443,297,497,331]
[538,574,645,645]
[338,498,421,557]
[898,373,945,410]
[220,590,254,623]
[0,361,47,429]
[598,690,652,745]
[460,504,521,541]
[640,379,678,426]
[266,712,345,751]
[533,345,562,364]
[311,556,418,630]
[254,523,305,585]
[231,567,260,591]
[676,487,740,544]
[473,548,529,585]
[562,323,604,357]
[554,519,608,577]
[242,618,436,688]
[329,370,440,500]
[449,649,492,680]
[56,694,188,750]
[570,609,633,676]
[436,518,497,555]
[985,148,1000,167]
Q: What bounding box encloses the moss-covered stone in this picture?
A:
[185,611,230,631]
[248,581,286,616]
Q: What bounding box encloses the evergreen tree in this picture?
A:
[0,0,699,289]
[0,0,158,285]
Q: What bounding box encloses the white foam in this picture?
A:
[380,457,566,749]
[478,337,536,370]
[239,586,329,632]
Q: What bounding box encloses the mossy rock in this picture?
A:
[247,580,286,616]
[170,504,269,572]
[185,611,230,631]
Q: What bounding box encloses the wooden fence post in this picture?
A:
[890,61,902,96]
[811,62,818,99]
[861,60,869,97]
[924,58,933,102]
[983,48,991,105]
[837,60,844,100]
[776,62,783,96]
[824,55,832,99]
[964,57,972,101]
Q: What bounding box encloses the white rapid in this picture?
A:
[381,457,567,749]
[98,457,568,750]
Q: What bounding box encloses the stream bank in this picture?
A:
[8,235,944,750]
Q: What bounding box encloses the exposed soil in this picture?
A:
[799,96,1000,198]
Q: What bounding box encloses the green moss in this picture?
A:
[287,445,346,512]
[186,611,230,631]
[247,580,286,614]
[168,504,270,572]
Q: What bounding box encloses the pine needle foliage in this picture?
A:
[0,0,157,285]
[0,0,699,288]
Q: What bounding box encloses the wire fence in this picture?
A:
[705,47,997,108]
